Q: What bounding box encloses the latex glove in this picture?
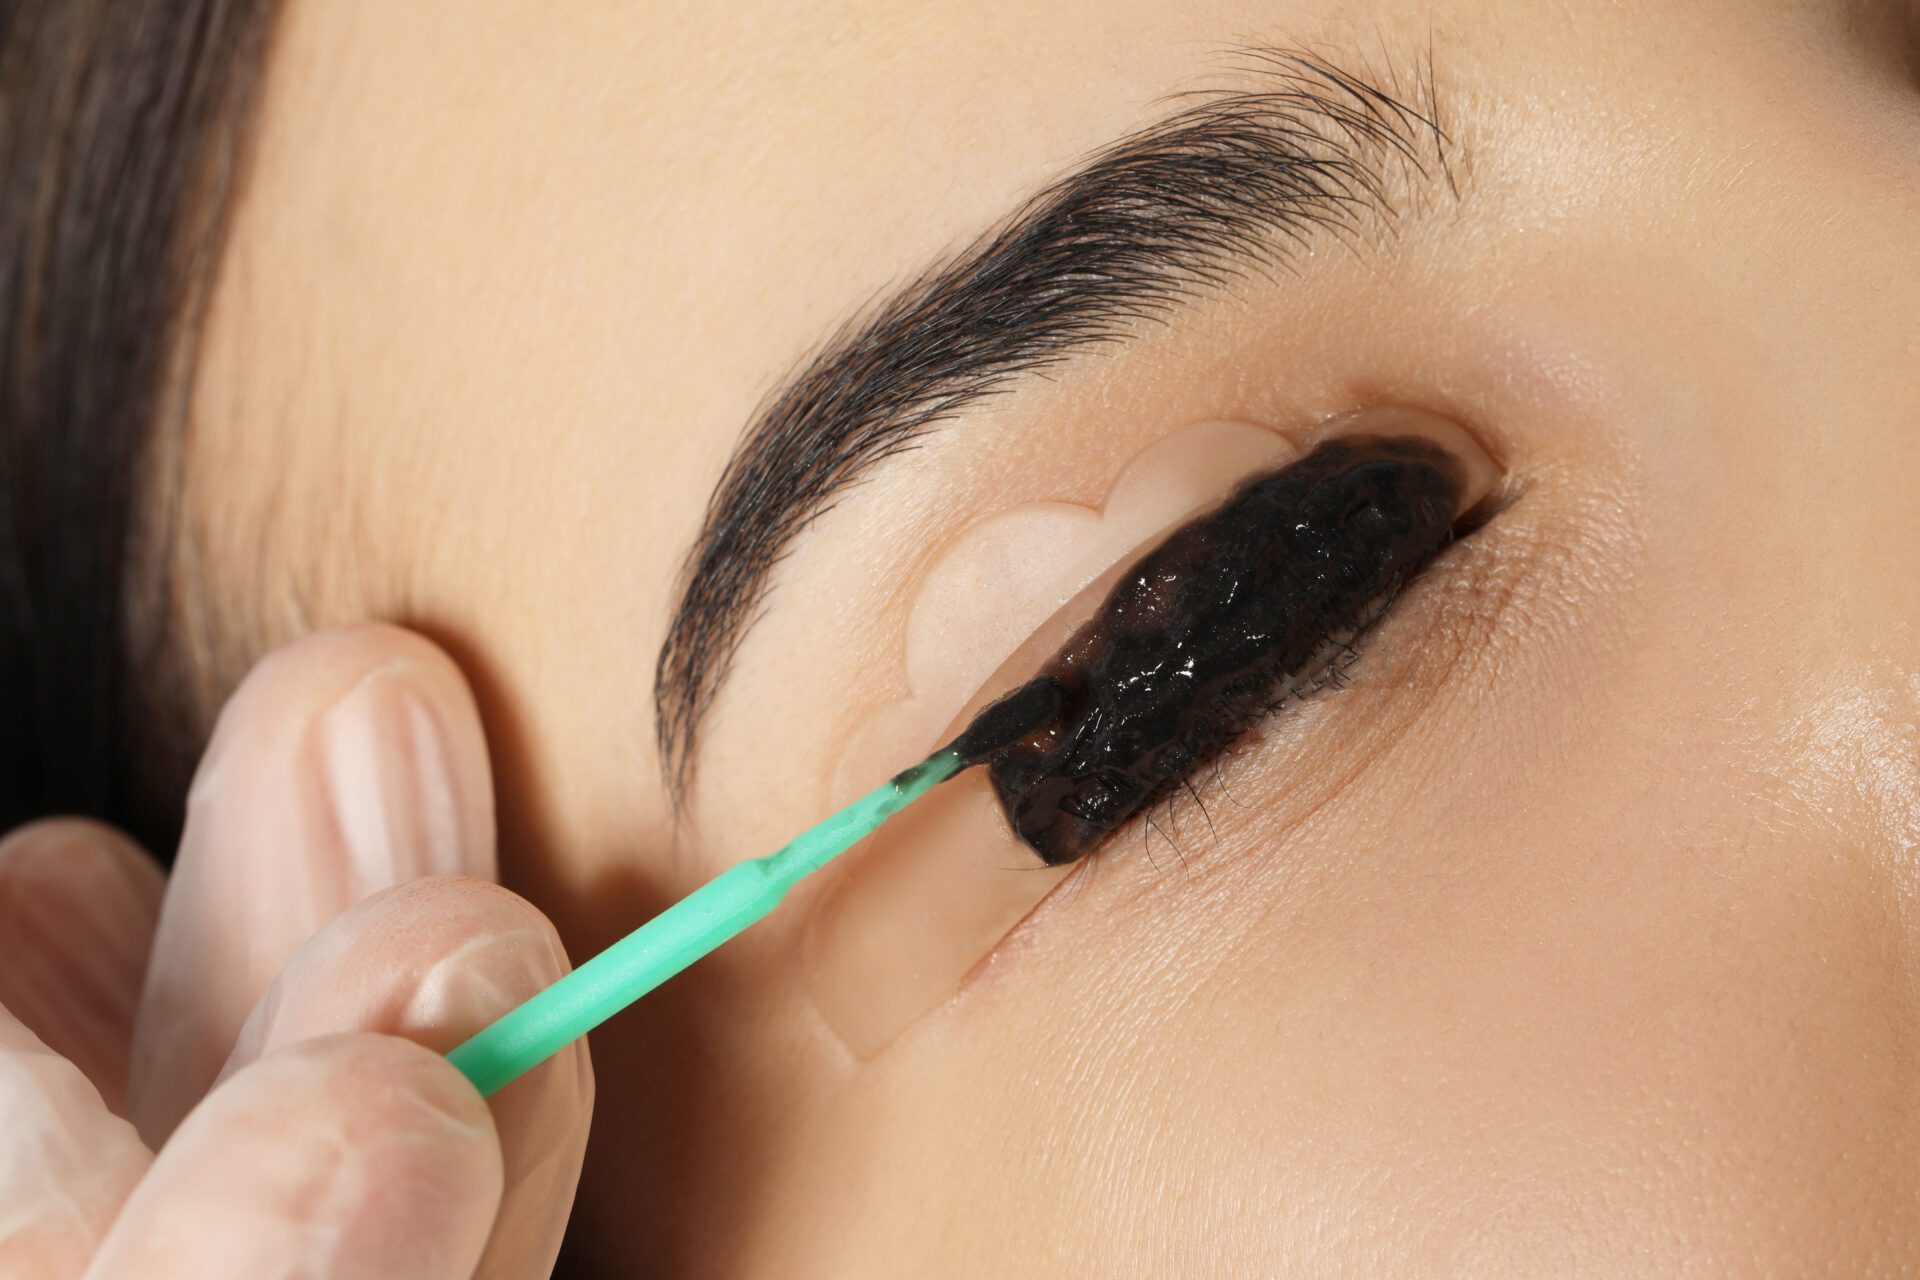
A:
[0,626,593,1278]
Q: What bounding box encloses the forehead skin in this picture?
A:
[184,1,1920,1275]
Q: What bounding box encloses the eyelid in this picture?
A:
[801,421,1299,1059]
[981,416,1499,865]
[801,408,1501,1059]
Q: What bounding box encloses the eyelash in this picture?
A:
[959,435,1476,867]
[1127,606,1377,862]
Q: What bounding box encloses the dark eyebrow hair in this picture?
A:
[653,50,1455,797]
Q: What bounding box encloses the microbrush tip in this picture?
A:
[946,677,1064,766]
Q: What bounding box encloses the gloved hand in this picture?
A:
[0,625,593,1278]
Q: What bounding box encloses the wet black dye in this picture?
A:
[948,435,1470,865]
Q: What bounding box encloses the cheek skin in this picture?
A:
[804,408,1500,1058]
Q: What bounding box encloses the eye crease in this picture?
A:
[953,422,1498,866]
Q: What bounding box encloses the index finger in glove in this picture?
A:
[130,625,496,1144]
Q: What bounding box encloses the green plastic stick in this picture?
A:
[447,749,961,1096]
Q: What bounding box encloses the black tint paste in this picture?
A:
[947,434,1471,865]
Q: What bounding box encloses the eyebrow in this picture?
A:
[653,49,1456,797]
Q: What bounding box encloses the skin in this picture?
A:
[7,0,1920,1275]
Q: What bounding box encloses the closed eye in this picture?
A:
[799,405,1504,1058]
[961,412,1501,867]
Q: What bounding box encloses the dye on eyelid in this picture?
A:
[957,435,1472,865]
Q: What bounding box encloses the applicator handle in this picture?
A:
[446,751,959,1096]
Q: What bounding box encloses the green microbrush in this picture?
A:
[450,671,1074,1095]
[445,749,960,1096]
[448,680,1058,1096]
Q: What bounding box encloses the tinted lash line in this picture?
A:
[951,434,1473,866]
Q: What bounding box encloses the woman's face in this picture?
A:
[181,0,1920,1272]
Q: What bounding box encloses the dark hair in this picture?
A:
[0,1,280,854]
